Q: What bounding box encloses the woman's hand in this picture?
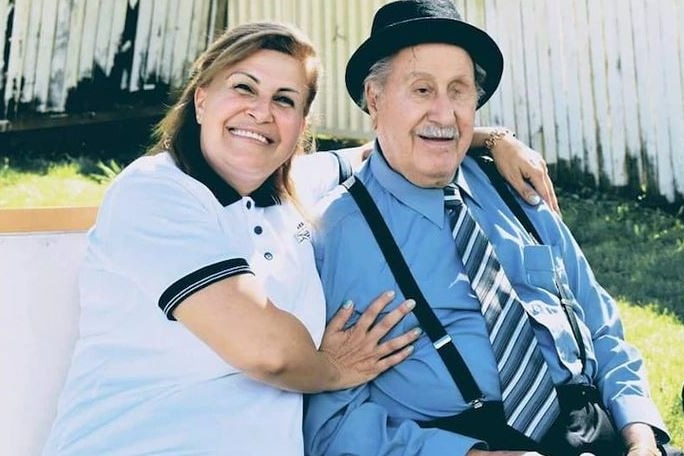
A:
[319,290,420,390]
[488,134,560,214]
[473,127,560,214]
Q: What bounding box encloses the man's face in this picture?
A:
[366,43,478,188]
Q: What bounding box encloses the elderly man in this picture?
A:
[304,1,675,455]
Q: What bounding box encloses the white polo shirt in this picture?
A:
[43,151,340,455]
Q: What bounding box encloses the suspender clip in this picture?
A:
[433,335,452,349]
[470,398,484,409]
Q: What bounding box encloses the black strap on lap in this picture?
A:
[419,401,539,451]
[343,176,484,406]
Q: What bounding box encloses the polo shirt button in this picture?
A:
[246,200,252,209]
[264,252,273,260]
[254,226,263,235]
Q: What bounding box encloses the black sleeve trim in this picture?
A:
[158,258,253,320]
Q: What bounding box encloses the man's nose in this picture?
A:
[428,92,456,124]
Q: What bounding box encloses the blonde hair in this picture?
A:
[150,22,320,202]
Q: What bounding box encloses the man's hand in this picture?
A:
[466,450,546,456]
[622,423,660,456]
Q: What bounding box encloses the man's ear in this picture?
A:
[194,86,206,124]
[365,84,381,129]
[364,83,379,115]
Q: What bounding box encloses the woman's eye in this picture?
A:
[233,83,255,94]
[415,86,431,95]
[274,95,295,107]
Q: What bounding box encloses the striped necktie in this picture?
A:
[444,183,560,441]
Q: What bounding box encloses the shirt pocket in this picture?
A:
[523,244,557,293]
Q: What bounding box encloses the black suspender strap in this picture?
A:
[554,278,588,371]
[475,155,544,244]
[343,176,484,407]
[328,150,354,184]
[473,154,588,374]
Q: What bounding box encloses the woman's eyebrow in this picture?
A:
[229,71,301,94]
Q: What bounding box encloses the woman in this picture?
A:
[43,22,556,455]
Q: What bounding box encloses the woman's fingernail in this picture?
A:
[386,290,396,298]
[406,345,415,354]
[412,327,422,336]
[342,300,353,309]
[527,193,541,205]
[405,299,416,310]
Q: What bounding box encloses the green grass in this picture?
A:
[1,160,682,445]
[618,302,684,446]
[560,192,684,321]
[0,157,115,207]
[559,191,684,446]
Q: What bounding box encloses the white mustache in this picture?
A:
[416,125,459,140]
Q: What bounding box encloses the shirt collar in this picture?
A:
[368,141,446,227]
[181,148,280,208]
[454,166,477,206]
[367,141,480,226]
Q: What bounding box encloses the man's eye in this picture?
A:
[415,87,431,95]
[452,87,476,102]
[274,95,295,107]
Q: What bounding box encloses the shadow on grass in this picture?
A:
[560,189,684,323]
[0,116,158,173]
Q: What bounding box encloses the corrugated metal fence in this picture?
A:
[0,0,226,128]
[0,0,682,204]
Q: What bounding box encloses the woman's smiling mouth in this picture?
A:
[229,128,273,144]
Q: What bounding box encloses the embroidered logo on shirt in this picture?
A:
[295,221,311,243]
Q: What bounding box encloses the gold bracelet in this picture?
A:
[483,128,515,151]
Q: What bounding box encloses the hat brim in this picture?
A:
[345,17,504,112]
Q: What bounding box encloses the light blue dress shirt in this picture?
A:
[304,148,668,456]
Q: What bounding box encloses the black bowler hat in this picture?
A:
[345,0,504,112]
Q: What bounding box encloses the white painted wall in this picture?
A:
[227,0,684,203]
[0,231,86,456]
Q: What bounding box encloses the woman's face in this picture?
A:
[194,49,308,195]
